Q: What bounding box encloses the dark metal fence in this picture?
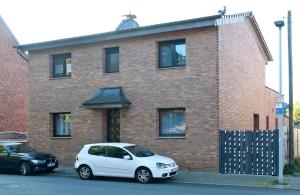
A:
[219,130,279,176]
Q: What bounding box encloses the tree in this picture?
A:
[294,101,300,125]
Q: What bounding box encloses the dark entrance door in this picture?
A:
[107,109,120,142]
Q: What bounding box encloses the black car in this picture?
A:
[0,142,58,175]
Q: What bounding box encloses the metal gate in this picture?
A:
[219,130,279,175]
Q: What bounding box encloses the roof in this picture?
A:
[16,14,221,52]
[0,142,22,146]
[215,12,272,62]
[0,15,19,45]
[81,87,131,109]
[15,12,272,62]
[265,86,279,94]
[0,15,28,61]
[116,18,140,30]
[84,143,135,148]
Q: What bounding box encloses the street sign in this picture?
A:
[276,108,284,115]
[277,97,284,103]
[276,103,283,108]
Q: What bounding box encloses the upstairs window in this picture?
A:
[105,47,119,73]
[159,39,186,68]
[52,53,71,78]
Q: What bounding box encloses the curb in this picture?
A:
[49,168,300,190]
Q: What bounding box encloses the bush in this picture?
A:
[283,164,293,175]
[283,158,300,175]
[295,158,300,173]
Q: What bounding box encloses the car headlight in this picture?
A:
[156,163,167,169]
[31,160,46,164]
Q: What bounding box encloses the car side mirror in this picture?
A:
[123,155,132,160]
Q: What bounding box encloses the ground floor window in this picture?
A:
[53,112,71,137]
[159,108,186,136]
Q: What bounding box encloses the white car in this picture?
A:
[74,143,178,183]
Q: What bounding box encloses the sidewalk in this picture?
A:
[53,166,300,190]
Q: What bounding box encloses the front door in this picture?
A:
[107,109,120,142]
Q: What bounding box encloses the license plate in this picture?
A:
[171,168,177,172]
[47,163,55,167]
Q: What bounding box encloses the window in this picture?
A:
[159,108,186,136]
[52,53,71,78]
[106,146,130,159]
[266,116,269,130]
[53,113,71,137]
[7,144,35,153]
[254,114,259,130]
[88,146,106,156]
[275,118,278,129]
[105,47,119,73]
[0,145,8,154]
[124,145,155,157]
[159,39,186,68]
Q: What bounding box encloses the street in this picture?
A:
[0,173,299,195]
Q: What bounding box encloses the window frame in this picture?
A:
[158,39,186,68]
[105,47,120,73]
[52,112,71,137]
[52,53,72,78]
[158,108,186,137]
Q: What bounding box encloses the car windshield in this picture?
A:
[124,145,155,157]
[7,144,35,153]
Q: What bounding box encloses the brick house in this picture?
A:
[0,16,27,132]
[17,12,278,171]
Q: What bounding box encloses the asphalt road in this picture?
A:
[0,173,299,195]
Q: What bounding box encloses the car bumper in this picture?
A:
[151,165,178,178]
[31,160,59,172]
[74,161,80,169]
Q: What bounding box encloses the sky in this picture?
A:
[0,0,299,103]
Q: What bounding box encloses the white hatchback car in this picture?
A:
[74,143,178,183]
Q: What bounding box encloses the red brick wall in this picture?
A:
[0,17,27,131]
[27,28,219,170]
[218,22,278,130]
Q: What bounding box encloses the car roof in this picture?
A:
[0,142,23,146]
[84,142,135,148]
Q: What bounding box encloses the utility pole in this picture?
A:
[274,20,284,184]
[288,10,294,173]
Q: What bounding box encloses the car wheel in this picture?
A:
[135,167,152,183]
[20,162,31,176]
[78,165,93,180]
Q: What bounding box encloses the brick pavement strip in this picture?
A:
[51,166,300,190]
